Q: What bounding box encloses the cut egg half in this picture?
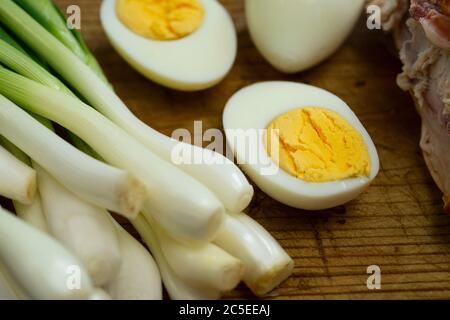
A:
[100,0,237,91]
[223,82,379,210]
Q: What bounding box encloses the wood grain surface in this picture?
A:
[4,0,449,299]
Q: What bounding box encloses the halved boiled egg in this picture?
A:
[223,81,379,210]
[101,0,237,91]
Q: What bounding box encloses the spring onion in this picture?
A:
[214,213,294,296]
[0,206,100,299]
[88,289,112,300]
[12,0,108,83]
[0,69,224,243]
[0,29,241,296]
[132,214,223,300]
[148,213,244,292]
[0,136,48,232]
[0,94,146,218]
[0,0,254,214]
[107,219,162,300]
[0,24,27,56]
[12,195,48,233]
[0,33,222,241]
[0,38,69,94]
[0,144,36,204]
[35,164,122,287]
[0,32,148,219]
[0,261,27,300]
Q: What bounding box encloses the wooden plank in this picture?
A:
[18,0,447,299]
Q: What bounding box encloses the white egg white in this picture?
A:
[100,0,237,91]
[245,0,364,73]
[223,81,379,210]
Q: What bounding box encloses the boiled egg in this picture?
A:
[223,81,379,210]
[245,0,365,73]
[101,0,237,91]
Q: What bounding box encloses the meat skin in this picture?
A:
[370,0,450,212]
[410,0,450,49]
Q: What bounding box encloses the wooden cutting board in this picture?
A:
[45,0,450,299]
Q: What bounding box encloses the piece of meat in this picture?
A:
[410,0,450,49]
[370,0,450,212]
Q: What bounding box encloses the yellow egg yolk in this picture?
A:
[265,107,371,183]
[116,0,205,41]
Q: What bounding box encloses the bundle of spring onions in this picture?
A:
[0,0,293,300]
